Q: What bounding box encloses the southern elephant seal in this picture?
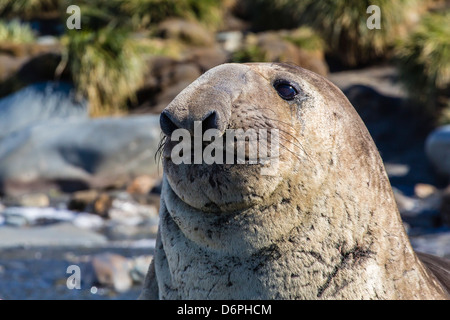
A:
[140,63,450,300]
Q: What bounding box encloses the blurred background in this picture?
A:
[0,0,449,299]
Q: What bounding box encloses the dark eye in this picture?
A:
[274,81,298,100]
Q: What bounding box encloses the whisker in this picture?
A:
[245,115,311,161]
[155,134,167,174]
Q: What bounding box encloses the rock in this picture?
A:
[126,175,158,195]
[0,81,88,139]
[67,190,112,217]
[103,193,159,240]
[103,220,159,241]
[91,253,133,292]
[72,212,104,230]
[93,193,113,218]
[131,193,161,212]
[129,255,153,283]
[384,163,410,178]
[68,190,100,212]
[135,57,202,114]
[16,193,50,207]
[0,115,162,196]
[0,53,28,82]
[238,31,328,77]
[14,52,65,85]
[393,185,442,230]
[108,198,158,226]
[157,18,215,47]
[393,188,417,215]
[2,207,76,226]
[0,222,107,248]
[135,44,228,114]
[217,31,244,53]
[415,183,438,199]
[426,125,450,179]
[185,45,229,72]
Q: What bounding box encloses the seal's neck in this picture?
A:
[161,168,447,299]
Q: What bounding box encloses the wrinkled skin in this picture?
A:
[140,63,449,300]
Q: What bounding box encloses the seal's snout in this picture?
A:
[160,108,224,136]
[160,110,179,136]
[159,63,257,138]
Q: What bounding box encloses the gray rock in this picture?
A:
[0,223,107,248]
[0,82,88,139]
[0,115,162,195]
[426,125,450,179]
[129,255,153,283]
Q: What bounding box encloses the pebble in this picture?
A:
[216,31,243,52]
[91,253,133,292]
[108,198,158,226]
[126,175,158,195]
[17,193,50,207]
[414,183,438,199]
[72,213,104,230]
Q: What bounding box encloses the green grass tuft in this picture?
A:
[396,11,450,120]
[60,26,151,117]
[0,19,35,44]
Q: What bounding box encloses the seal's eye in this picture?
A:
[274,81,298,100]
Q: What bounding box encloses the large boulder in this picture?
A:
[235,31,328,77]
[0,115,162,195]
[157,18,216,47]
[0,81,88,139]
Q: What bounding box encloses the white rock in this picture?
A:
[108,198,158,226]
[216,31,243,52]
[3,207,76,226]
[72,213,104,230]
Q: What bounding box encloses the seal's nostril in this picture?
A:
[202,111,220,133]
[160,111,179,136]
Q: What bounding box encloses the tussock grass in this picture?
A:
[396,11,450,120]
[0,20,35,44]
[237,0,422,66]
[60,27,150,117]
[0,0,60,19]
